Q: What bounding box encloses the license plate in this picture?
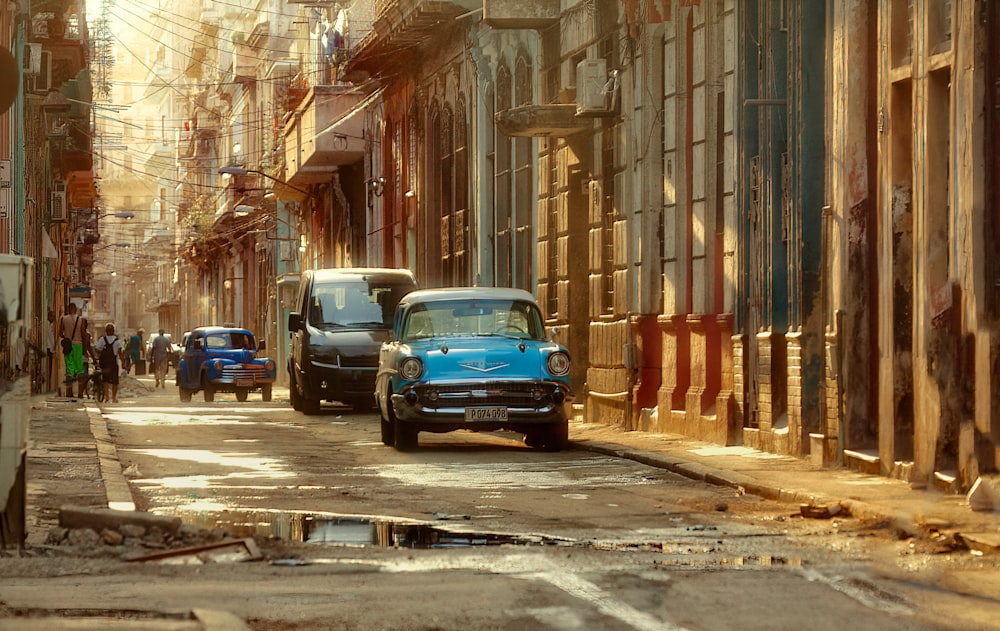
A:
[235,378,254,387]
[465,407,508,421]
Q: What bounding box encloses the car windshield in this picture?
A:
[310,280,406,329]
[205,332,255,350]
[401,299,545,342]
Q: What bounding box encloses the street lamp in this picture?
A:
[218,166,312,199]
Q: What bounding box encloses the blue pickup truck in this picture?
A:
[176,326,277,402]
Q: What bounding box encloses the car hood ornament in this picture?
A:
[459,361,510,373]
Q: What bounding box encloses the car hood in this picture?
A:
[409,337,554,381]
[309,328,389,354]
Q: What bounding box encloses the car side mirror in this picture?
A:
[288,312,302,331]
[258,340,266,351]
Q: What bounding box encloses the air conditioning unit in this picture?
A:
[576,59,608,116]
[50,180,66,222]
[28,51,52,94]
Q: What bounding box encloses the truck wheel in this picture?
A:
[235,388,249,402]
[179,388,192,402]
[261,384,273,402]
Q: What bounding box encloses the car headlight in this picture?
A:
[399,356,423,381]
[213,360,223,372]
[546,351,570,376]
[264,359,275,371]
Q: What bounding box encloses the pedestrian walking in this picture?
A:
[149,328,171,388]
[46,309,56,393]
[57,303,88,398]
[128,328,145,374]
[93,323,125,403]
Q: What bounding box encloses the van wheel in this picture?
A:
[289,373,302,410]
[302,395,321,415]
[348,397,373,413]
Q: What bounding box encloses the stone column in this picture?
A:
[686,315,707,437]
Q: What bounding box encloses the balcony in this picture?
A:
[284,86,369,187]
[495,104,589,138]
[483,0,559,29]
[343,0,476,78]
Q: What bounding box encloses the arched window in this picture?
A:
[425,103,443,287]
[439,105,454,282]
[494,64,512,287]
[513,52,534,290]
[453,97,470,284]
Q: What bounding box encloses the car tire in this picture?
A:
[235,388,249,402]
[393,417,417,451]
[348,397,373,413]
[380,398,396,446]
[261,384,273,402]
[203,376,215,402]
[179,388,192,402]
[289,373,302,410]
[302,390,321,415]
[540,421,568,452]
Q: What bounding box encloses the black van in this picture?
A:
[287,268,417,414]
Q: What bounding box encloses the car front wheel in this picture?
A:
[179,388,192,402]
[527,421,568,452]
[393,417,417,451]
[379,396,395,446]
[202,376,215,402]
[235,388,249,402]
[261,384,273,402]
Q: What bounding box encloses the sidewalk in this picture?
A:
[10,388,250,631]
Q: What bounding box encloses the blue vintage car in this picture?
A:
[176,326,277,403]
[375,287,573,451]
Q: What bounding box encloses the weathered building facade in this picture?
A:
[78,0,999,495]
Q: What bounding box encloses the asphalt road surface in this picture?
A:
[4,383,999,630]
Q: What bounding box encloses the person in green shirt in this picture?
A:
[128,328,144,373]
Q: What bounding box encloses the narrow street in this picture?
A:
[4,381,999,630]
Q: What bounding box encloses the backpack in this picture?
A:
[99,336,118,373]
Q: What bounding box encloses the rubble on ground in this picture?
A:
[35,505,259,563]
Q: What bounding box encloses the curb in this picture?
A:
[84,402,135,511]
[570,438,900,525]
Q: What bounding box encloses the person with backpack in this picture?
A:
[93,322,125,404]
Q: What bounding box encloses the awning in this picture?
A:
[42,229,58,258]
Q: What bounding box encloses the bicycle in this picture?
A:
[84,370,105,403]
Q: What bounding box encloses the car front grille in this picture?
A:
[413,381,554,408]
[222,365,266,380]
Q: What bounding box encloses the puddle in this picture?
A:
[167,508,804,562]
[180,509,571,549]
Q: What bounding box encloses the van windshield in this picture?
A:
[309,279,412,329]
